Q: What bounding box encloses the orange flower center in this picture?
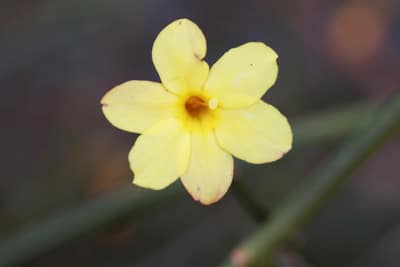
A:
[185,96,208,118]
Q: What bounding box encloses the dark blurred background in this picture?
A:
[1,0,399,266]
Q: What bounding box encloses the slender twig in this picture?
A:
[219,93,400,267]
[231,102,372,223]
[0,102,372,267]
[0,186,183,267]
[292,102,371,148]
[231,179,269,222]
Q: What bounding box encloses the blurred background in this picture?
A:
[1,0,399,266]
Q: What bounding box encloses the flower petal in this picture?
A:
[129,118,191,189]
[181,131,233,205]
[215,101,292,164]
[152,18,209,94]
[101,80,176,134]
[204,42,278,108]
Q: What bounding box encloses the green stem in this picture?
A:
[231,102,372,223]
[231,179,269,222]
[219,93,400,267]
[0,101,372,267]
[0,186,182,267]
[292,102,371,148]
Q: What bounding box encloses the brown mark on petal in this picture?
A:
[194,52,201,60]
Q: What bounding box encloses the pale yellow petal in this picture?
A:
[129,118,191,189]
[181,131,233,205]
[152,18,209,94]
[101,80,176,134]
[215,101,292,164]
[204,42,278,108]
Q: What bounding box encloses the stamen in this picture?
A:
[208,98,219,110]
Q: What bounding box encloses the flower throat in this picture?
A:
[185,96,208,117]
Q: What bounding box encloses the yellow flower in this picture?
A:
[101,18,292,205]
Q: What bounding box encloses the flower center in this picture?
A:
[185,96,208,117]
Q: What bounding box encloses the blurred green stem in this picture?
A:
[231,179,268,222]
[231,102,371,222]
[0,101,372,267]
[292,102,371,148]
[0,186,182,267]
[219,93,400,267]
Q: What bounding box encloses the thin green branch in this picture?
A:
[231,179,269,222]
[0,186,182,267]
[0,101,372,267]
[292,102,371,148]
[219,93,400,267]
[230,102,372,223]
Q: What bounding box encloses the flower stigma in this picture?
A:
[208,98,219,110]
